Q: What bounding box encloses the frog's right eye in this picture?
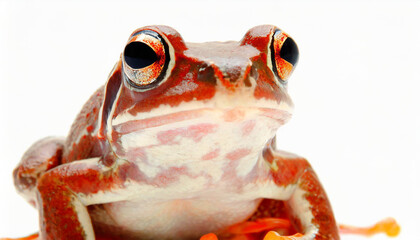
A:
[122,30,171,90]
[269,29,299,83]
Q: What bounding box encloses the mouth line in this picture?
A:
[111,107,291,135]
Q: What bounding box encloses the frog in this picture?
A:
[12,25,340,240]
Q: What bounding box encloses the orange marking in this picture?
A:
[339,217,400,237]
[263,231,303,240]
[228,218,291,234]
[226,148,252,161]
[276,59,293,81]
[86,125,94,133]
[0,233,39,240]
[200,233,218,240]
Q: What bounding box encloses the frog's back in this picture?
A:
[62,87,105,163]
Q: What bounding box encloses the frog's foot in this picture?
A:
[13,137,64,208]
[200,217,300,240]
[262,232,303,240]
[227,218,292,236]
[200,233,219,240]
[0,233,117,240]
[339,217,400,237]
[0,233,39,240]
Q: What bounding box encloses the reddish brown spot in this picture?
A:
[242,120,256,136]
[86,125,94,133]
[223,109,246,122]
[123,147,148,162]
[117,161,146,183]
[188,124,218,141]
[157,129,180,144]
[153,166,189,186]
[157,123,217,144]
[201,148,220,160]
[226,148,252,161]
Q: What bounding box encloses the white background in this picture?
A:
[0,0,418,239]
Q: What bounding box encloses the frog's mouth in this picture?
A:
[111,107,291,135]
[109,106,291,169]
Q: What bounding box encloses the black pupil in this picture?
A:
[280,38,299,65]
[124,42,158,69]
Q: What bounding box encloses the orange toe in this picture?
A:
[200,233,218,240]
[263,231,303,240]
[0,233,39,240]
[339,217,400,237]
[228,218,291,234]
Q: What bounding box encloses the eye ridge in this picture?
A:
[124,42,158,69]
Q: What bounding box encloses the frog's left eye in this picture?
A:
[270,30,299,82]
[122,30,170,89]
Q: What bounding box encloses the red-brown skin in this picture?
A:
[262,143,339,239]
[12,25,339,240]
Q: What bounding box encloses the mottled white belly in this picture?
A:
[91,197,262,240]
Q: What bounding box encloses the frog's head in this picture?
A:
[99,25,299,171]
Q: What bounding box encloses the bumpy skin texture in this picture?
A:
[13,25,339,240]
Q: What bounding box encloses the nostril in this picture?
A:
[224,63,253,87]
[197,61,254,89]
[224,66,242,84]
[197,64,217,85]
